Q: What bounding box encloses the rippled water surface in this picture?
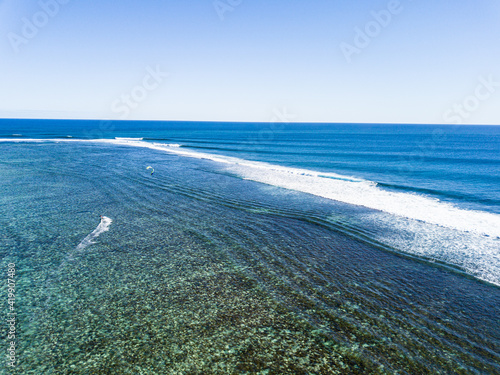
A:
[1,141,498,374]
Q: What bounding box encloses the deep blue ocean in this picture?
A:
[1,119,499,373]
[3,119,499,214]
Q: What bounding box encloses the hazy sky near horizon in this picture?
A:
[0,0,499,124]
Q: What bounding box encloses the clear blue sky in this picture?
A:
[1,0,499,124]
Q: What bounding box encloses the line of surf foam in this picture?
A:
[100,139,500,238]
[2,138,499,237]
[366,212,500,286]
[0,138,46,142]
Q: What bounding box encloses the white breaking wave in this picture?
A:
[359,211,500,286]
[119,139,499,285]
[1,138,499,238]
[229,162,500,238]
[97,139,500,238]
[2,137,498,285]
[0,138,45,142]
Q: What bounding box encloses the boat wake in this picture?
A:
[69,216,113,259]
[29,215,113,322]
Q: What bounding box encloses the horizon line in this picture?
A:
[1,118,499,127]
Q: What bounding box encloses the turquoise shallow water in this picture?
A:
[1,140,499,374]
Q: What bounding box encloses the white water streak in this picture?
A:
[69,216,113,259]
[29,215,112,322]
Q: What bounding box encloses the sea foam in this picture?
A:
[101,139,500,238]
[1,138,499,238]
[2,137,498,285]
